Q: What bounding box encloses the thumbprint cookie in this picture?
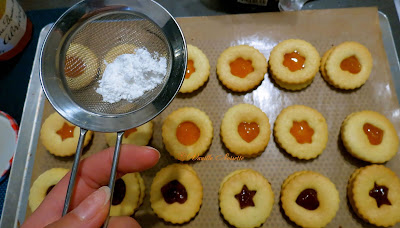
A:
[180,44,210,93]
[220,103,271,157]
[274,105,328,160]
[40,112,93,157]
[217,45,267,92]
[162,107,213,161]
[150,164,203,224]
[269,39,320,90]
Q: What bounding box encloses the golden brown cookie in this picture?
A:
[64,43,99,90]
[220,103,271,157]
[217,45,267,92]
[110,172,143,216]
[341,110,399,163]
[219,169,274,228]
[269,39,320,90]
[179,44,210,93]
[274,105,328,159]
[323,41,373,89]
[40,112,93,157]
[347,165,400,227]
[281,171,340,228]
[162,107,213,161]
[150,164,203,224]
[105,121,153,147]
[29,168,69,212]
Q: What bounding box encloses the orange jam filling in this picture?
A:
[283,51,305,72]
[340,55,361,74]
[176,121,200,146]
[185,60,195,79]
[363,123,383,145]
[230,57,254,78]
[65,56,86,78]
[238,122,260,143]
[290,120,314,144]
[56,122,76,141]
[124,128,137,138]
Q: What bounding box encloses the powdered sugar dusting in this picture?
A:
[96,48,167,103]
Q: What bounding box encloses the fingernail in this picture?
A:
[144,146,161,158]
[73,186,110,221]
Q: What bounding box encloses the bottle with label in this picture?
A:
[0,0,32,61]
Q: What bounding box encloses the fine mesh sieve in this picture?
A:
[40,0,186,225]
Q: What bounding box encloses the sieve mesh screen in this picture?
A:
[62,12,171,115]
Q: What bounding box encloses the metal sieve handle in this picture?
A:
[62,128,88,215]
[103,131,124,227]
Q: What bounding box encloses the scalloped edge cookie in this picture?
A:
[180,44,210,93]
[110,173,141,216]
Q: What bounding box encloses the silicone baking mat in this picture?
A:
[28,7,400,227]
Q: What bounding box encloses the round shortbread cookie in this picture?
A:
[105,121,153,147]
[324,41,373,89]
[162,107,213,161]
[180,44,210,93]
[217,45,267,92]
[137,173,145,208]
[100,44,137,74]
[219,169,274,228]
[64,43,99,90]
[348,165,400,227]
[40,112,93,157]
[220,103,271,157]
[281,171,340,228]
[150,164,203,224]
[274,105,328,160]
[269,39,320,90]
[110,173,141,216]
[29,168,69,212]
[341,110,399,163]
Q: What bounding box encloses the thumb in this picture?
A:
[46,186,111,228]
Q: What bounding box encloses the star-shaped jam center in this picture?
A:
[235,185,256,209]
[290,120,314,144]
[56,122,76,141]
[369,182,392,208]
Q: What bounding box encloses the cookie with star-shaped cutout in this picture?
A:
[219,169,274,228]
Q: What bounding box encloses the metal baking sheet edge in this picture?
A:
[1,10,400,227]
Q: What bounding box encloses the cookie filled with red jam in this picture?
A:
[341,110,399,163]
[216,45,267,92]
[281,171,340,228]
[162,107,213,161]
[347,165,400,227]
[150,164,203,224]
[220,103,271,157]
[219,169,274,228]
[40,112,93,156]
[274,105,328,160]
[269,39,320,90]
[322,41,373,90]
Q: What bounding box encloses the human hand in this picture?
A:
[22,145,160,228]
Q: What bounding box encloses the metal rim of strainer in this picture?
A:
[40,0,187,132]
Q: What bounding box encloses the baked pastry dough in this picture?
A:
[281,171,340,228]
[217,45,267,92]
[220,103,270,157]
[40,112,93,157]
[269,39,320,90]
[347,165,400,227]
[219,169,274,228]
[179,44,210,93]
[105,121,153,147]
[274,105,328,159]
[323,41,373,89]
[65,43,99,90]
[341,110,399,163]
[110,173,144,216]
[150,164,203,224]
[29,168,69,212]
[162,107,213,161]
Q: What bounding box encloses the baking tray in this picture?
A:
[2,7,400,228]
